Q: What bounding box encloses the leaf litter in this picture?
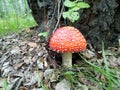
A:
[0,30,120,90]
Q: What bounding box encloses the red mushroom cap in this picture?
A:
[49,26,87,53]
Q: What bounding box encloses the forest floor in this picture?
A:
[0,29,120,90]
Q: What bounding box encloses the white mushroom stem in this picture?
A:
[62,52,72,67]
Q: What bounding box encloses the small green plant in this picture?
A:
[64,71,75,83]
[38,31,47,38]
[37,70,46,90]
[37,69,50,90]
[62,0,90,23]
[61,69,82,90]
[79,42,120,90]
[57,41,120,89]
[3,79,9,90]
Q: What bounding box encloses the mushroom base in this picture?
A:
[62,52,72,67]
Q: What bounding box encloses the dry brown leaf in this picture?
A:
[28,42,37,48]
[55,79,70,90]
[24,57,32,64]
[44,60,48,68]
[81,49,96,59]
[26,28,31,33]
[101,74,106,82]
[13,62,25,70]
[20,86,28,90]
[32,56,36,62]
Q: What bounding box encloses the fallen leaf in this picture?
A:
[80,49,96,59]
[10,46,21,55]
[0,78,6,87]
[24,57,32,64]
[37,60,44,69]
[26,28,31,33]
[101,74,105,82]
[13,62,25,70]
[28,42,37,48]
[55,79,70,90]
[44,69,54,80]
[20,86,28,90]
[32,56,36,62]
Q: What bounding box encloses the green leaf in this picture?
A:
[38,32,47,37]
[62,11,80,23]
[3,80,9,90]
[63,0,90,23]
[70,6,80,11]
[70,2,90,11]
[62,12,70,19]
[64,71,74,75]
[77,2,90,9]
[64,0,76,7]
[64,71,75,83]
[69,11,80,22]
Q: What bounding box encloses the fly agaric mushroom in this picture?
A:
[49,26,86,67]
